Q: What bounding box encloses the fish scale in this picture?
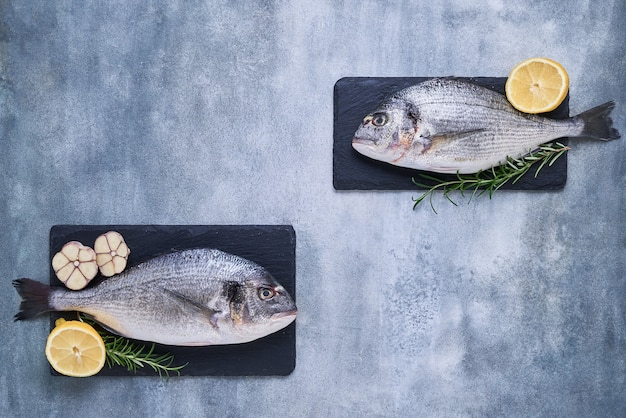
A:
[352,78,619,174]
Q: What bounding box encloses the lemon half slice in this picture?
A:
[505,57,569,114]
[45,319,106,377]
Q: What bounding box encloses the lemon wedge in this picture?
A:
[45,319,106,377]
[505,57,569,114]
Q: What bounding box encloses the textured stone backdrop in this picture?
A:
[1,1,624,416]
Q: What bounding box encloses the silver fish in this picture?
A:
[13,248,297,346]
[352,78,620,174]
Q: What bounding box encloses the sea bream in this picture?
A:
[352,78,620,174]
[13,248,297,346]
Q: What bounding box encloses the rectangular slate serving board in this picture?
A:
[49,224,296,377]
[333,77,569,190]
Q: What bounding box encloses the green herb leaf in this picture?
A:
[411,142,570,213]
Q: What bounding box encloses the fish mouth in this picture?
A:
[352,137,377,156]
[352,136,375,147]
[352,137,382,161]
[272,310,297,320]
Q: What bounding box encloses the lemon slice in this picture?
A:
[45,319,106,377]
[505,57,569,114]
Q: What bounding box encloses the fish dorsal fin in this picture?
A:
[421,128,486,153]
[162,288,221,329]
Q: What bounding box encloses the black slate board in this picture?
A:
[333,77,569,190]
[49,224,296,377]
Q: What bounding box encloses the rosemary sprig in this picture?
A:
[100,333,187,378]
[412,142,570,213]
[78,314,187,378]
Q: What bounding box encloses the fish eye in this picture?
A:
[371,112,389,127]
[258,287,276,301]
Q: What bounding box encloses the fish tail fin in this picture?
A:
[13,278,53,321]
[577,101,620,141]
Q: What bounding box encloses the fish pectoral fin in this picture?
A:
[421,129,486,153]
[162,288,221,329]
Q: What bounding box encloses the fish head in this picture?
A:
[352,100,420,163]
[228,272,297,338]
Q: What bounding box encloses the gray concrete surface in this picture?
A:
[1,1,625,416]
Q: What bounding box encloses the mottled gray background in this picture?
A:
[1,1,624,417]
